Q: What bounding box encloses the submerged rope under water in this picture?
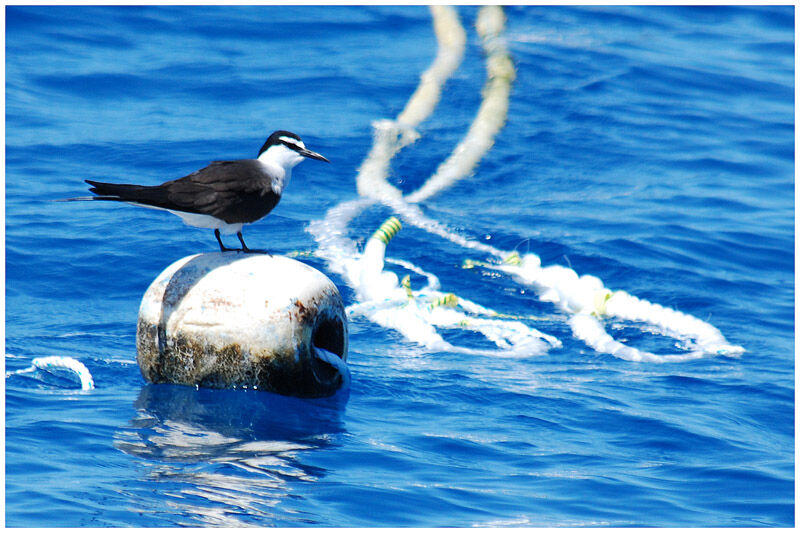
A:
[310,4,744,362]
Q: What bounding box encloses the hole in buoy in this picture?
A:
[313,315,345,359]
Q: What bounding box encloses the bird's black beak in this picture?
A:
[299,148,330,163]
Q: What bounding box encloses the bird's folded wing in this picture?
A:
[165,160,270,215]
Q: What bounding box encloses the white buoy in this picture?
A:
[136,253,349,398]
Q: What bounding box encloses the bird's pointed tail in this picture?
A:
[57,179,166,205]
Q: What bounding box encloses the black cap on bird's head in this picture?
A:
[258,130,329,162]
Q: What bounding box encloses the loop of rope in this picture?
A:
[310,6,743,362]
[6,356,95,390]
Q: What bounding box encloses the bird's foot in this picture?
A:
[236,231,270,255]
[240,246,271,255]
[215,230,270,255]
[216,245,268,255]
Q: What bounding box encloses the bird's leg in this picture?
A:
[215,229,238,253]
[237,231,269,255]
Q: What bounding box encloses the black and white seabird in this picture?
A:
[72,130,329,253]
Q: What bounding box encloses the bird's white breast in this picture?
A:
[258,160,290,196]
[258,143,305,195]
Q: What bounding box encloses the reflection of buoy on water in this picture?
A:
[136,253,349,398]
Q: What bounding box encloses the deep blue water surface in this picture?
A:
[5,6,794,527]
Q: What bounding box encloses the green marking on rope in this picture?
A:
[401,275,414,299]
[463,253,520,270]
[592,289,613,317]
[462,258,494,269]
[503,251,521,265]
[429,293,458,310]
[372,216,402,244]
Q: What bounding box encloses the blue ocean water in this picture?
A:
[4,5,794,527]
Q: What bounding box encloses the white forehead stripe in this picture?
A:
[279,136,305,149]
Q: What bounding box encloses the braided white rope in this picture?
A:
[356,5,466,203]
[489,255,744,362]
[6,356,95,390]
[345,218,560,356]
[406,6,514,203]
[311,6,743,362]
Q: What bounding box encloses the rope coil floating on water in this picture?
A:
[406,5,515,204]
[310,5,743,362]
[6,356,95,390]
[357,6,466,203]
[344,216,560,355]
[473,254,744,361]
